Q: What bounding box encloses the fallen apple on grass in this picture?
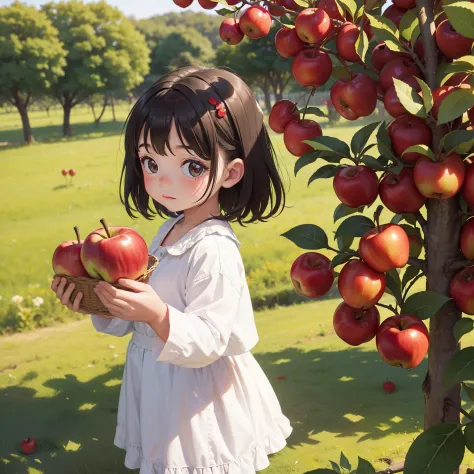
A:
[383,380,396,393]
[20,437,37,455]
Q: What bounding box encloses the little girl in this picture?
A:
[51,66,292,473]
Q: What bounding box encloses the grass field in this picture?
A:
[2,104,474,473]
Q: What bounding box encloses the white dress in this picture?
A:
[91,214,292,474]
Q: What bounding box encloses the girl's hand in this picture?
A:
[50,276,115,319]
[93,279,168,325]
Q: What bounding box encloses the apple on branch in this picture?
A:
[333,165,379,208]
[290,252,335,298]
[239,6,272,39]
[388,115,432,162]
[219,18,244,46]
[435,19,474,60]
[52,226,90,278]
[80,218,149,283]
[292,49,333,88]
[333,302,380,346]
[269,99,300,133]
[283,119,322,156]
[295,8,332,44]
[376,314,429,369]
[450,267,474,315]
[275,27,306,58]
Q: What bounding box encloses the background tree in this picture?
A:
[0,1,66,144]
[41,0,150,137]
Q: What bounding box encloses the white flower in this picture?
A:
[11,295,23,304]
[32,296,44,307]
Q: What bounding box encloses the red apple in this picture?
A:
[290,252,334,298]
[414,152,465,199]
[359,224,410,272]
[80,219,149,283]
[336,23,362,62]
[382,5,407,28]
[431,84,472,119]
[436,19,474,60]
[198,0,216,9]
[268,2,286,16]
[219,18,244,45]
[383,380,396,393]
[379,167,426,214]
[319,0,345,22]
[61,169,68,176]
[295,8,332,44]
[376,314,429,369]
[333,165,379,208]
[444,73,471,87]
[469,107,474,125]
[239,6,272,39]
[393,0,415,10]
[370,42,410,72]
[330,73,377,120]
[450,267,474,314]
[173,0,193,6]
[68,168,76,176]
[226,0,241,4]
[292,49,333,87]
[383,76,422,118]
[333,302,380,346]
[463,162,474,209]
[388,115,432,162]
[380,58,422,92]
[269,99,299,133]
[338,259,386,309]
[20,437,37,455]
[461,218,474,260]
[283,119,322,156]
[275,26,306,58]
[52,226,90,278]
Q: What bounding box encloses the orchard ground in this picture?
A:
[1,105,474,472]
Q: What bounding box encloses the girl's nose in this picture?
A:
[158,172,172,187]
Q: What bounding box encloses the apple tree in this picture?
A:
[184,0,474,472]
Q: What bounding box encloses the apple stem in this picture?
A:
[301,87,316,121]
[100,218,111,238]
[374,205,383,232]
[74,226,81,244]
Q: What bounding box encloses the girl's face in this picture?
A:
[137,122,230,213]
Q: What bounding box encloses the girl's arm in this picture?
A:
[150,271,243,369]
[90,314,134,337]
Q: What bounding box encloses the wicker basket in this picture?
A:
[54,254,159,316]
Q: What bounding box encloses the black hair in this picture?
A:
[119,65,287,226]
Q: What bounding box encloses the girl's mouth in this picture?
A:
[163,195,176,200]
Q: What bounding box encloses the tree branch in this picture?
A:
[408,256,427,272]
[445,397,474,421]
[445,257,472,274]
[415,211,427,234]
[376,302,398,314]
[403,271,425,301]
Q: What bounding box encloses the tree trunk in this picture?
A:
[62,96,74,137]
[12,90,34,145]
[416,0,462,448]
[261,86,272,114]
[94,95,109,126]
[111,94,116,122]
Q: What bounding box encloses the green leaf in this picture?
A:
[355,29,369,62]
[337,234,354,251]
[216,7,236,16]
[334,215,374,239]
[444,1,474,39]
[402,144,435,161]
[377,122,395,158]
[463,382,474,401]
[415,78,434,114]
[393,78,426,117]
[336,0,358,19]
[464,422,474,454]
[361,155,387,170]
[356,457,377,474]
[330,252,353,269]
[404,423,465,474]
[293,0,309,5]
[384,40,406,52]
[334,203,364,223]
[444,347,474,388]
[329,461,341,474]
[441,130,474,155]
[280,14,296,26]
[351,121,380,157]
[281,224,329,250]
[437,87,474,125]
[402,265,421,290]
[295,152,319,177]
[401,291,450,320]
[364,12,399,37]
[303,106,328,118]
[410,25,421,47]
[454,317,474,342]
[303,136,352,157]
[386,268,403,303]
[340,452,351,472]
[308,165,341,184]
[399,8,419,41]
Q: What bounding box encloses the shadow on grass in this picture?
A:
[0,120,125,150]
[0,340,442,473]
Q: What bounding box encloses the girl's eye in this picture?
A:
[181,160,208,178]
[140,157,159,174]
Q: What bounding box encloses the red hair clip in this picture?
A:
[208,97,227,118]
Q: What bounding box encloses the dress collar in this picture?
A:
[149,214,241,256]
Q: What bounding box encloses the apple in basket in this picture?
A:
[80,218,149,283]
[52,226,90,277]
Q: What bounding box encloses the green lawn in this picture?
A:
[1,104,472,473]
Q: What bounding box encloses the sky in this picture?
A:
[0,0,218,19]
